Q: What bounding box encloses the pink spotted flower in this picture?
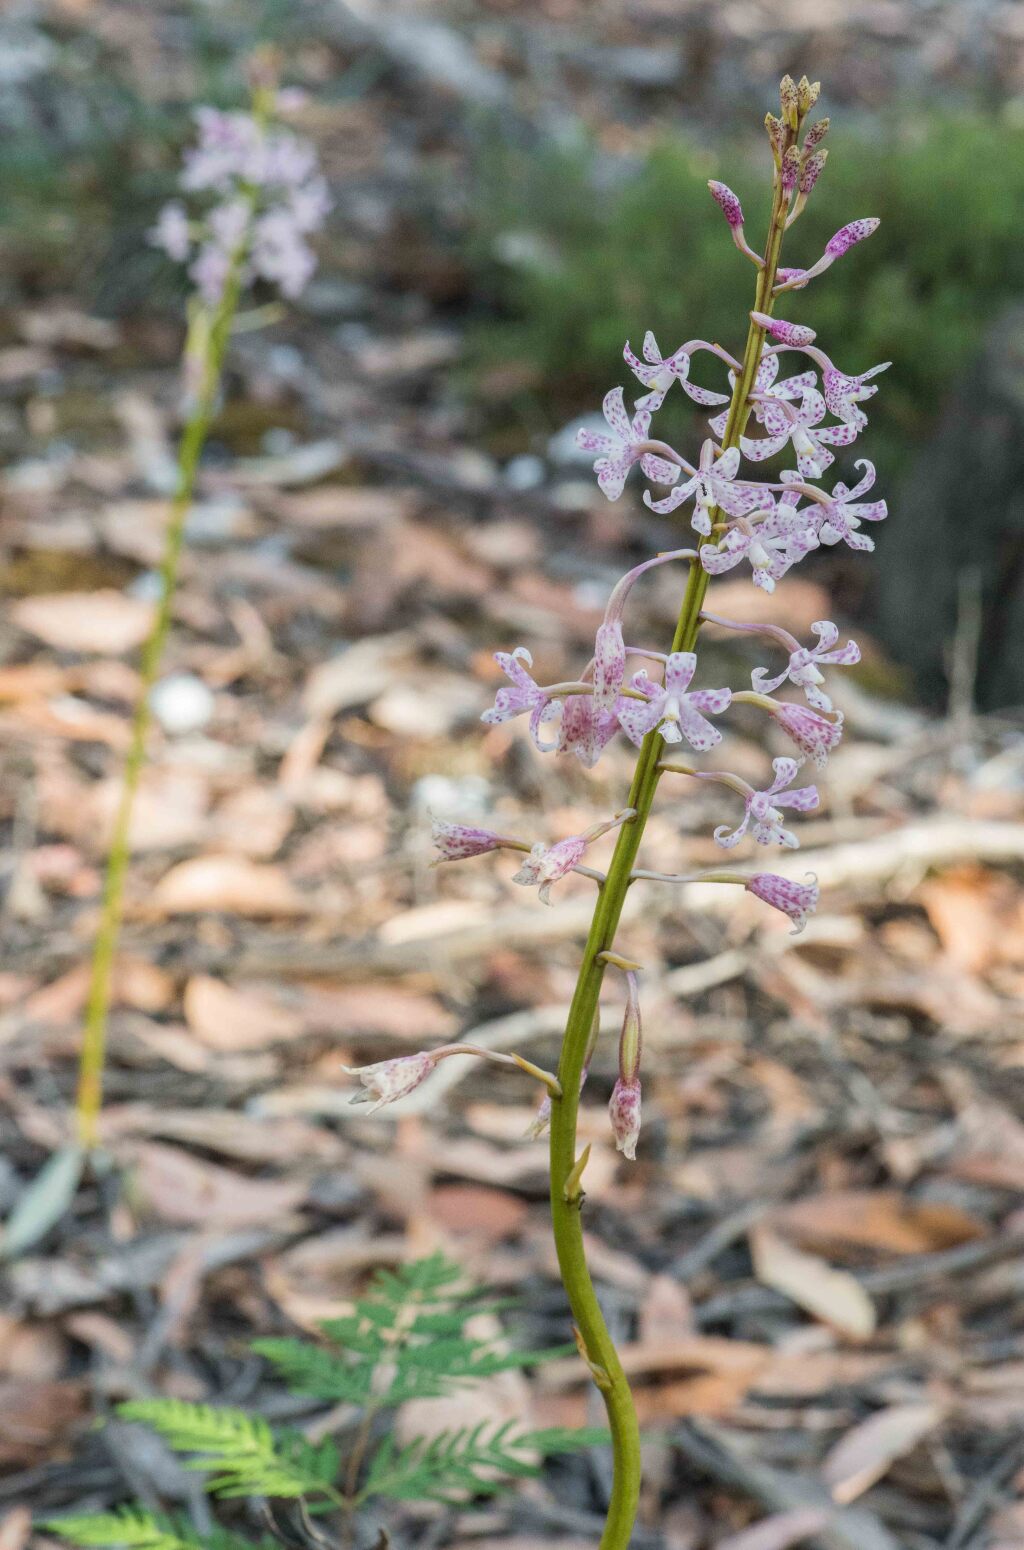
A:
[618,653,731,751]
[713,757,819,850]
[577,388,679,501]
[741,386,860,479]
[431,818,508,862]
[699,497,818,593]
[481,646,560,750]
[814,460,888,550]
[709,352,815,440]
[623,332,729,413]
[345,1051,439,1113]
[823,361,890,429]
[645,440,761,536]
[751,621,861,712]
[775,218,880,293]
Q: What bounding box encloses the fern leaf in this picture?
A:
[43,1509,199,1550]
[251,1339,375,1405]
[116,1401,340,1502]
[359,1419,609,1505]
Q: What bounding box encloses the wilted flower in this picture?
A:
[768,701,845,768]
[746,872,819,933]
[512,835,589,905]
[430,817,508,863]
[609,972,642,1160]
[345,1052,439,1113]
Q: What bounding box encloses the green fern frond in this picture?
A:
[116,1401,340,1502]
[359,1420,609,1505]
[43,1509,200,1550]
[44,1508,274,1550]
[250,1339,374,1405]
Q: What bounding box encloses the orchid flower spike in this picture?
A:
[609,971,642,1160]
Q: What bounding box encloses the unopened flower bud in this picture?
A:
[746,872,819,933]
[798,77,821,115]
[804,117,830,150]
[781,146,801,193]
[345,1051,438,1113]
[770,702,844,768]
[708,179,744,229]
[618,971,642,1085]
[799,148,828,195]
[779,75,800,129]
[750,311,816,347]
[826,217,880,257]
[764,113,785,160]
[431,816,506,863]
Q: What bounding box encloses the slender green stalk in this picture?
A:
[547,138,797,1549]
[75,257,247,1151]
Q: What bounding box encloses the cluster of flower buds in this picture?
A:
[150,95,330,304]
[349,77,887,1165]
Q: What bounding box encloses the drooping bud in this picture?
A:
[708,179,744,229]
[609,971,642,1161]
[803,117,830,150]
[345,1051,439,1113]
[799,148,828,195]
[769,703,844,768]
[779,75,800,129]
[750,311,816,347]
[746,872,819,934]
[780,146,801,194]
[431,816,507,863]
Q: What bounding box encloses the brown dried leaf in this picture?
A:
[11,591,154,654]
[772,1190,985,1257]
[123,1140,308,1227]
[750,1226,876,1340]
[148,857,306,916]
[183,976,304,1051]
[821,1402,945,1505]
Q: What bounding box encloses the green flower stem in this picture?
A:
[75,256,247,1152]
[548,143,796,1550]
